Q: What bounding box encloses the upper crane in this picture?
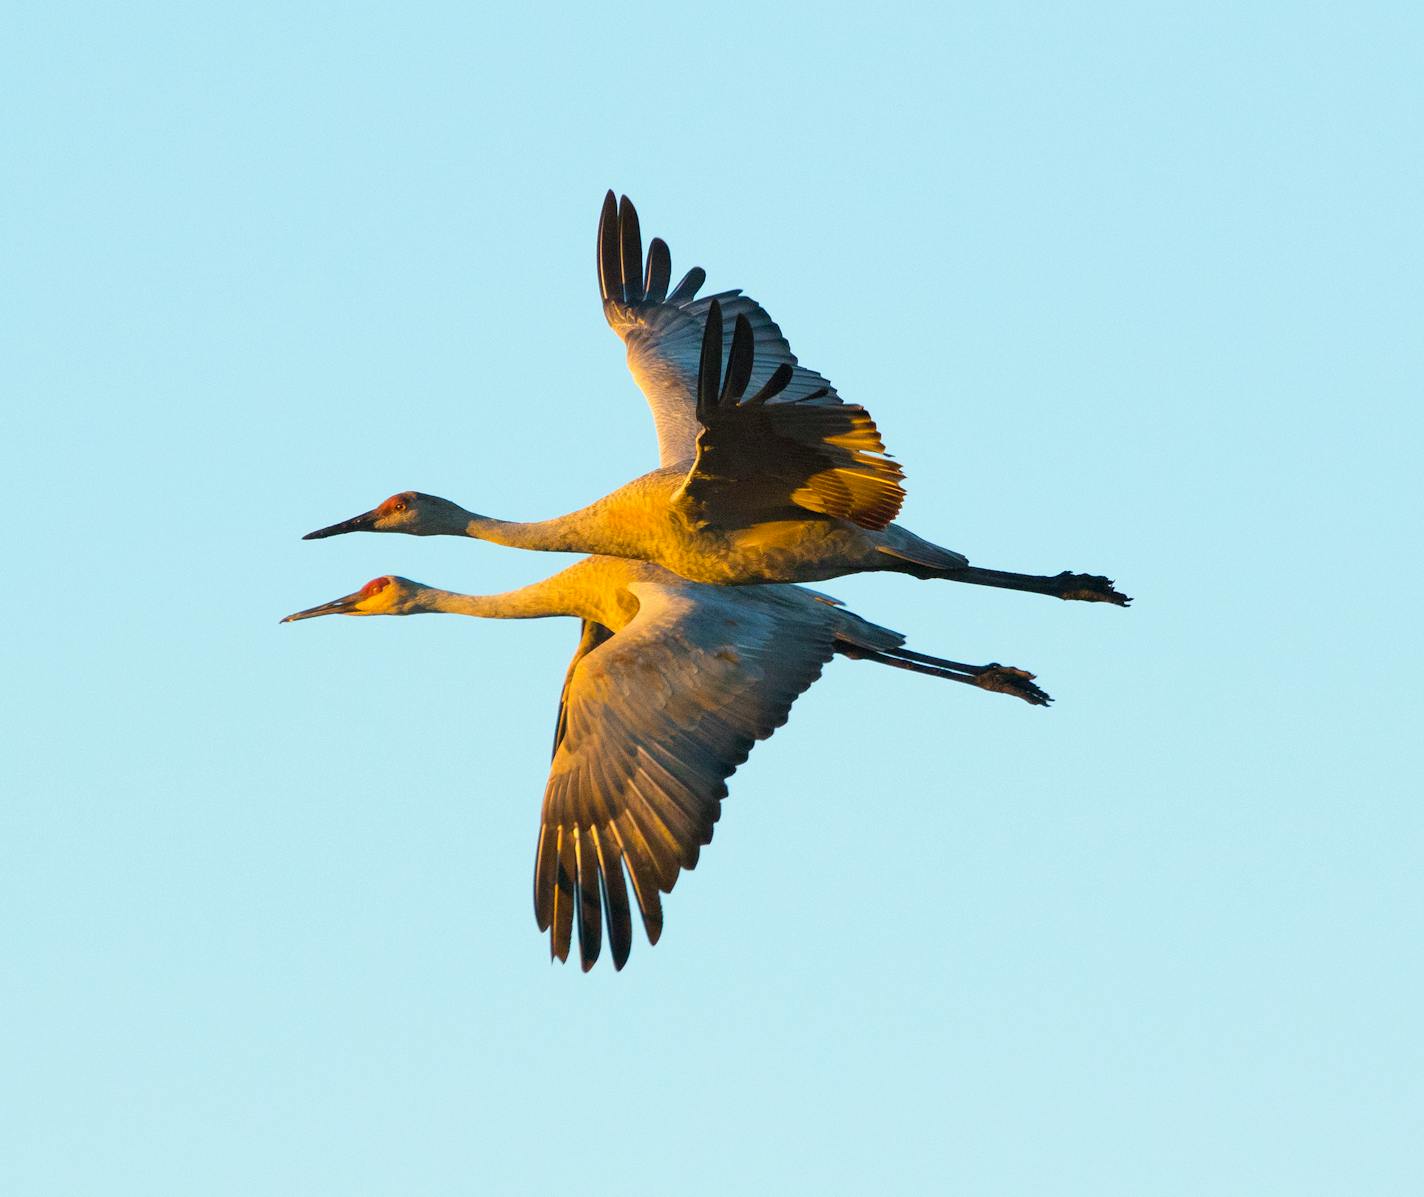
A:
[304,194,1129,605]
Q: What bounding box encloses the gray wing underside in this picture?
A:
[533,581,840,971]
[550,620,613,758]
[598,191,849,468]
[619,293,847,468]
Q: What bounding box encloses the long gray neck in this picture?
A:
[461,513,595,554]
[417,578,577,620]
[425,491,652,559]
[410,557,635,627]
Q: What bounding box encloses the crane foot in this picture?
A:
[974,665,1053,706]
[1051,572,1132,606]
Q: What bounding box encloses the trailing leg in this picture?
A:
[840,643,1052,706]
[935,564,1130,606]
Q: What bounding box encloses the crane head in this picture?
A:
[302,492,467,539]
[281,576,425,622]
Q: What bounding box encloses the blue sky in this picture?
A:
[3,3,1421,1193]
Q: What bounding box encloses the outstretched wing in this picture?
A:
[674,301,906,530]
[550,620,613,757]
[598,191,860,469]
[533,580,840,971]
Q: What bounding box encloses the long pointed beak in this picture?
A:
[303,508,380,540]
[280,590,364,623]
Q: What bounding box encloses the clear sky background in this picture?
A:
[4,4,1421,1194]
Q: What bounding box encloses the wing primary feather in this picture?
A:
[720,313,756,406]
[551,826,576,963]
[618,195,645,304]
[573,827,602,971]
[645,237,671,304]
[534,823,556,931]
[592,826,633,970]
[619,788,686,889]
[597,190,619,306]
[746,362,794,405]
[667,266,706,305]
[697,299,724,422]
[608,815,664,944]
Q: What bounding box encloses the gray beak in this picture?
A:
[302,509,380,540]
[280,591,364,623]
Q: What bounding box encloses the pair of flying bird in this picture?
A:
[284,193,1129,971]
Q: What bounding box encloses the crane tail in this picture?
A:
[875,536,970,574]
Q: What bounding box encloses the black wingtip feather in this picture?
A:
[534,824,555,931]
[645,237,671,305]
[613,818,664,947]
[720,314,756,406]
[597,191,619,305]
[551,829,576,963]
[746,362,794,405]
[697,299,724,420]
[574,829,603,971]
[667,266,706,305]
[593,832,633,972]
[617,196,644,305]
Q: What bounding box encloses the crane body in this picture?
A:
[305,193,1129,604]
[306,468,971,586]
[284,191,1129,970]
[283,555,1050,970]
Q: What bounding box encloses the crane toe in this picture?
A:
[971,665,1053,706]
[1053,572,1132,606]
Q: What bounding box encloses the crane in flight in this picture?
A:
[304,193,1129,606]
[282,556,1050,970]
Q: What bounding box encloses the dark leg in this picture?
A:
[940,565,1131,606]
[851,645,1053,706]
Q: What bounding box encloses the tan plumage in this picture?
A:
[282,557,1051,970]
[601,193,905,530]
[300,192,1129,606]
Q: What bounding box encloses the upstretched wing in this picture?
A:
[673,301,906,530]
[598,191,867,471]
[533,580,840,971]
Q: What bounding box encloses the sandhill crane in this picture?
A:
[282,556,1050,970]
[304,194,1129,606]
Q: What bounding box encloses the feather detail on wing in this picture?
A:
[598,191,870,474]
[550,620,613,758]
[673,301,906,530]
[533,580,841,971]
